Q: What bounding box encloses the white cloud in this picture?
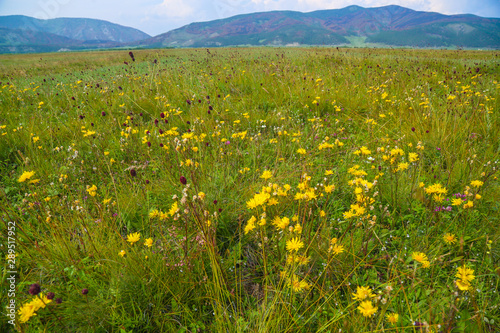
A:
[151,0,194,18]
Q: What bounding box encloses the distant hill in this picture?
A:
[0,15,150,53]
[139,5,500,48]
[0,5,499,54]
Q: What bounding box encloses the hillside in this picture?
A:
[1,5,499,53]
[139,5,500,48]
[0,15,150,43]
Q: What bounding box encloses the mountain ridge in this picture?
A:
[0,5,499,54]
[0,15,150,43]
[0,15,150,53]
[137,5,500,48]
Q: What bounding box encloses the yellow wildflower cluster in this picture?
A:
[344,166,376,220]
[18,294,52,323]
[294,173,318,202]
[86,184,97,197]
[412,252,430,268]
[149,202,180,220]
[328,238,345,255]
[18,170,37,183]
[352,286,377,317]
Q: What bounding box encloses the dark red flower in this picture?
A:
[28,283,41,295]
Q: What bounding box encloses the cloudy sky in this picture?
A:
[0,0,499,36]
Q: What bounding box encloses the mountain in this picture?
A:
[0,15,150,53]
[139,5,500,48]
[0,15,150,43]
[1,5,499,54]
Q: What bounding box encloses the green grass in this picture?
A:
[1,47,499,332]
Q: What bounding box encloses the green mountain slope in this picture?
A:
[0,15,150,43]
[139,5,500,48]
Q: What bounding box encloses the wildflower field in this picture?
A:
[1,47,500,332]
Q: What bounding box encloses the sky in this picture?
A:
[0,0,499,36]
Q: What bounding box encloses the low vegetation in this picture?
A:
[1,47,499,332]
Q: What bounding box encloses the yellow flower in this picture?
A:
[289,275,310,292]
[443,233,457,245]
[297,148,306,155]
[357,300,378,317]
[126,232,141,244]
[325,170,333,176]
[286,237,304,252]
[273,216,290,230]
[86,184,97,197]
[324,184,335,193]
[319,210,326,217]
[144,238,153,247]
[18,302,37,323]
[470,180,483,188]
[456,265,475,283]
[412,252,428,264]
[475,194,481,200]
[455,265,475,291]
[456,279,472,291]
[168,201,179,216]
[260,170,272,180]
[386,313,399,324]
[18,171,36,182]
[330,244,344,255]
[408,152,419,162]
[396,162,409,172]
[352,286,376,301]
[244,216,256,234]
[198,192,206,200]
[425,183,447,195]
[119,250,126,257]
[463,200,474,209]
[246,192,270,209]
[451,198,463,206]
[30,294,51,311]
[149,209,160,219]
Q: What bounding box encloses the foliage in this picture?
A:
[1,47,499,332]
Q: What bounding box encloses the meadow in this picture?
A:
[0,47,499,332]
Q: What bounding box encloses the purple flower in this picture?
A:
[28,283,41,295]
